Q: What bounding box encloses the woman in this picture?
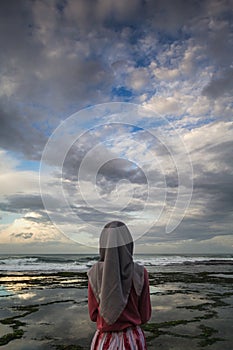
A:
[87,221,151,350]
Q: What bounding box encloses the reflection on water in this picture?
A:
[0,274,87,295]
[1,267,233,350]
[0,285,14,297]
[0,273,91,349]
[17,292,37,300]
[153,305,172,311]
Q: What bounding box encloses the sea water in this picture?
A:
[0,253,232,272]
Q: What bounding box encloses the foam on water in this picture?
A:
[0,254,232,272]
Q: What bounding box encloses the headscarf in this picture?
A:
[87,221,144,325]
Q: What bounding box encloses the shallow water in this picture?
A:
[0,263,233,349]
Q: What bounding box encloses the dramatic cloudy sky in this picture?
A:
[0,0,233,254]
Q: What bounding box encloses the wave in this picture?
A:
[136,255,233,267]
[0,255,99,272]
[0,254,232,272]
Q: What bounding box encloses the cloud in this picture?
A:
[0,212,66,244]
[202,68,233,98]
[0,0,233,252]
[2,117,232,249]
[145,95,181,116]
[0,194,44,214]
[0,99,47,160]
[13,232,33,239]
[0,151,40,201]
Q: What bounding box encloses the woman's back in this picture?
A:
[87,221,151,350]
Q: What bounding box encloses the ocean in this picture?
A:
[0,253,232,272]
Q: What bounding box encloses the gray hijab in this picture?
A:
[87,221,144,325]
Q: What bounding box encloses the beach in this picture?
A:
[0,255,233,349]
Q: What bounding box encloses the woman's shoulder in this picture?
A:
[87,261,103,278]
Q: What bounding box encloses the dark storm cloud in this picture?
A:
[43,203,128,226]
[0,194,44,213]
[97,158,147,184]
[194,171,233,216]
[202,68,233,98]
[193,137,233,217]
[140,133,233,244]
[196,2,233,99]
[62,0,204,33]
[0,99,46,160]
[0,193,55,224]
[62,139,148,187]
[71,205,123,224]
[0,0,232,159]
[0,0,53,158]
[0,0,114,159]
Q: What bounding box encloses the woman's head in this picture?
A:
[104,221,125,229]
[99,221,133,261]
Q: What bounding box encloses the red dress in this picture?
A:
[88,267,151,332]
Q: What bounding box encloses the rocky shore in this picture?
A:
[0,261,233,349]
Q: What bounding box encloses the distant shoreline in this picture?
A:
[1,253,233,274]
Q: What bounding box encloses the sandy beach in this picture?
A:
[1,260,233,350]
